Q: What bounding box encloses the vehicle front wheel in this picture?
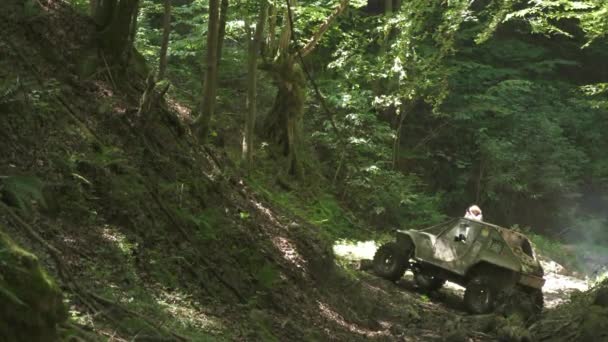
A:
[464,276,496,314]
[414,272,446,292]
[373,242,408,282]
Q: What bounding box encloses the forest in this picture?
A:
[0,0,607,340]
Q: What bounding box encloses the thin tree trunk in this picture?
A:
[276,5,292,59]
[243,1,268,169]
[89,0,98,17]
[194,0,221,141]
[125,0,140,64]
[393,0,401,11]
[299,0,349,57]
[476,159,484,203]
[384,0,392,15]
[265,5,277,59]
[392,108,407,170]
[216,0,229,69]
[158,0,172,80]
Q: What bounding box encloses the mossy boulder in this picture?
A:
[0,228,67,341]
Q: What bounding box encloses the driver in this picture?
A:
[464,205,483,221]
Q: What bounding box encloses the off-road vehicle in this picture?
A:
[373,218,545,315]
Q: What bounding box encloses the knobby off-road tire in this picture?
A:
[373,242,409,282]
[414,273,446,292]
[464,275,496,314]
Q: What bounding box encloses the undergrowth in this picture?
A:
[247,170,374,243]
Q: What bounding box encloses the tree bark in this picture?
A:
[243,1,268,170]
[89,0,98,17]
[384,0,392,15]
[95,0,140,65]
[216,0,229,69]
[193,0,221,141]
[265,5,278,59]
[158,0,172,80]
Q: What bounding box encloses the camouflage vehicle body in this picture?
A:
[373,218,545,314]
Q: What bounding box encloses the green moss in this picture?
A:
[0,227,67,341]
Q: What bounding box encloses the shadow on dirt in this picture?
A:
[390,273,468,313]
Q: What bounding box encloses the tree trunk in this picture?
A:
[89,0,98,17]
[384,0,392,15]
[262,0,348,177]
[264,56,305,177]
[158,0,172,80]
[392,108,407,170]
[94,0,140,65]
[243,1,268,170]
[265,5,278,59]
[216,0,229,69]
[193,0,221,141]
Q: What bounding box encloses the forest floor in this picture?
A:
[1,0,607,341]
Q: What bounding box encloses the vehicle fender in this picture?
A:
[396,230,435,259]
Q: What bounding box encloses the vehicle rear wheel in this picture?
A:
[495,286,544,320]
[464,276,496,314]
[373,242,408,282]
[414,272,446,292]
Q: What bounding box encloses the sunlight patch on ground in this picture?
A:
[333,240,378,260]
[542,273,589,308]
[273,236,307,272]
[317,301,389,337]
[251,198,281,226]
[100,225,137,255]
[152,289,223,332]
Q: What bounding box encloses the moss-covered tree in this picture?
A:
[263,0,349,177]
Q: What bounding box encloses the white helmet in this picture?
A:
[468,205,482,216]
